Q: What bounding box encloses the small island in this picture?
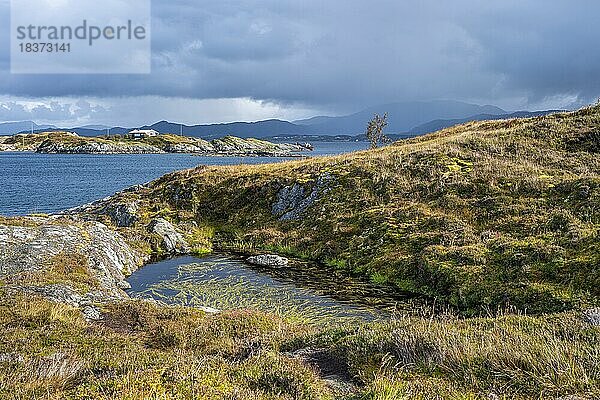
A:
[0,130,313,157]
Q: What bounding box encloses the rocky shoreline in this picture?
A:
[0,161,325,318]
[0,131,313,157]
[0,178,297,318]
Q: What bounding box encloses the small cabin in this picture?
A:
[129,129,159,139]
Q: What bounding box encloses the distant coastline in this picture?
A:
[0,131,313,157]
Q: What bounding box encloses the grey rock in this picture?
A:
[272,184,306,217]
[8,284,84,307]
[272,173,333,221]
[583,308,600,326]
[209,136,310,157]
[25,135,310,156]
[147,218,190,254]
[36,140,164,154]
[163,142,214,153]
[247,254,289,268]
[82,305,102,321]
[0,218,146,297]
[122,184,148,193]
[104,202,138,227]
[5,284,122,307]
[61,185,149,224]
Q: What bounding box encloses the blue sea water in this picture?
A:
[0,141,367,216]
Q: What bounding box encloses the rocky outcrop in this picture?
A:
[0,143,18,151]
[163,136,310,157]
[163,140,214,153]
[210,136,308,156]
[147,218,190,254]
[287,347,357,396]
[36,139,164,154]
[63,184,148,226]
[0,214,192,316]
[0,217,147,301]
[0,136,18,151]
[247,254,289,268]
[272,173,334,221]
[9,131,313,156]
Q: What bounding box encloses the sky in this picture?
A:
[0,0,599,126]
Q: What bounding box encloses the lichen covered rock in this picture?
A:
[0,217,146,298]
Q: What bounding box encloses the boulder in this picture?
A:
[147,218,189,254]
[246,254,289,268]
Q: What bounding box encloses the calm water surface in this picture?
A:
[127,254,407,322]
[0,141,367,216]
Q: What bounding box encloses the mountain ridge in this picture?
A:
[4,100,566,139]
[0,121,56,135]
[294,100,507,134]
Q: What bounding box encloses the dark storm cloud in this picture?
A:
[0,0,599,111]
[456,1,600,103]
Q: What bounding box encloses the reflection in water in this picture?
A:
[126,254,411,323]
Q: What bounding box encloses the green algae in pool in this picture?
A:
[126,254,409,322]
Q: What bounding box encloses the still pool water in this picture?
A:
[0,141,368,216]
[127,254,409,323]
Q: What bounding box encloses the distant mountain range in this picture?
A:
[295,100,507,134]
[139,119,311,139]
[0,121,56,135]
[1,100,565,140]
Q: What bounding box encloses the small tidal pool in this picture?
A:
[126,254,410,323]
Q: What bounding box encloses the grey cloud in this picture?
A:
[0,1,599,113]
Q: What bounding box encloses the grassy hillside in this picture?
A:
[3,107,600,398]
[108,105,600,314]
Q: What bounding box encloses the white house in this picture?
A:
[129,129,159,139]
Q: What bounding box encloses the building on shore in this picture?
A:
[129,129,159,139]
